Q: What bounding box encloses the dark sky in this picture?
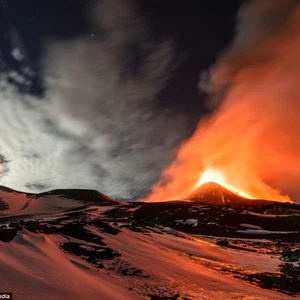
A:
[0,0,242,198]
[2,0,240,113]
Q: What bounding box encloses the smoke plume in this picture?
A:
[143,0,300,203]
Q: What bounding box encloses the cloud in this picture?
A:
[198,0,300,201]
[0,0,187,198]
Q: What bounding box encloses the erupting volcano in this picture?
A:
[194,168,255,199]
[184,181,249,205]
[183,181,277,206]
[141,0,300,205]
[142,159,292,203]
[181,168,264,205]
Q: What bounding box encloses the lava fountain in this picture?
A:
[194,168,254,199]
[141,0,300,203]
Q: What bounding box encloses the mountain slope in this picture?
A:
[0,186,118,216]
[0,185,299,298]
[183,182,276,205]
[34,188,119,204]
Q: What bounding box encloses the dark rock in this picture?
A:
[205,222,224,235]
[0,228,17,242]
[58,223,105,245]
[150,294,180,300]
[0,199,9,210]
[91,220,121,235]
[282,248,300,262]
[19,220,40,233]
[61,242,120,267]
[216,240,229,247]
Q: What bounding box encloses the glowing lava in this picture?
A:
[141,0,300,204]
[195,168,254,199]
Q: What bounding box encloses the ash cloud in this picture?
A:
[199,0,300,201]
[0,0,186,198]
[143,0,300,203]
[200,0,299,105]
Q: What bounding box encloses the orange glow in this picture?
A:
[141,2,300,204]
[195,168,254,199]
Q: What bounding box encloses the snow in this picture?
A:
[244,211,300,218]
[0,190,31,214]
[0,191,297,299]
[193,205,211,210]
[236,229,299,234]
[245,211,279,218]
[103,228,290,299]
[240,223,263,230]
[175,219,198,227]
[19,196,83,215]
[145,226,161,233]
[163,226,180,235]
[0,193,84,216]
[0,230,132,300]
[0,225,294,299]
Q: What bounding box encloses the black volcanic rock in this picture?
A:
[0,199,9,210]
[0,227,18,242]
[216,240,230,247]
[183,182,247,205]
[183,182,276,206]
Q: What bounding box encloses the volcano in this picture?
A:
[183,182,276,205]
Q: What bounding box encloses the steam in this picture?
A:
[143,0,300,203]
[0,0,187,198]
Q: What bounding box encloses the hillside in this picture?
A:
[184,182,277,206]
[0,185,299,299]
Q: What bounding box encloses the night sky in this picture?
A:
[0,0,242,198]
[2,0,240,112]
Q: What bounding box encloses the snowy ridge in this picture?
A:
[0,186,299,299]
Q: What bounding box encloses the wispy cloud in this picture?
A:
[0,0,187,198]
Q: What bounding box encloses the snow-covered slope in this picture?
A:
[0,186,299,299]
[0,226,290,300]
[0,186,118,216]
[0,230,133,300]
[0,186,32,214]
